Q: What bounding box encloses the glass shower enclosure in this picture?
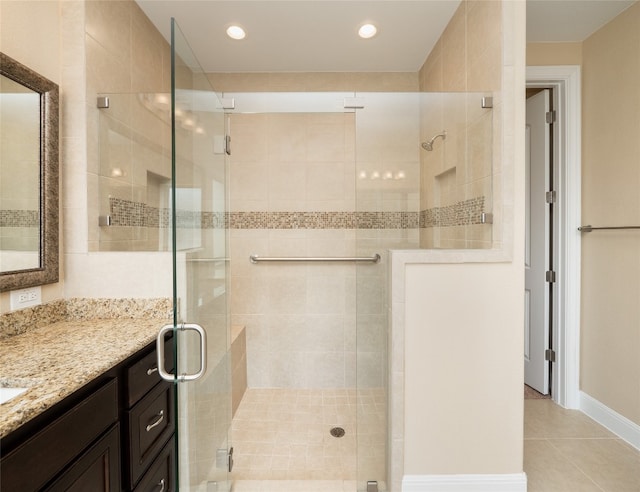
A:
[161,19,233,491]
[154,18,494,492]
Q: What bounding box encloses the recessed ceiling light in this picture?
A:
[358,23,377,39]
[226,25,246,40]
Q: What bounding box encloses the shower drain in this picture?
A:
[330,427,346,438]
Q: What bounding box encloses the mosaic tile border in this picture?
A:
[107,197,487,230]
[109,198,170,228]
[420,196,486,228]
[0,210,39,228]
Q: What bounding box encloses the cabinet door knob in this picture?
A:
[146,410,165,432]
[156,478,166,492]
[147,366,159,376]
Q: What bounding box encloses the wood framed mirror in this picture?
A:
[0,52,59,292]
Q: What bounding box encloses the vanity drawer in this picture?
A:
[133,437,175,492]
[43,423,121,492]
[126,337,174,408]
[125,380,175,488]
[0,378,118,491]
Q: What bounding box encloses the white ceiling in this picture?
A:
[136,0,637,73]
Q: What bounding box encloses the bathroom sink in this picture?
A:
[0,386,28,405]
[0,377,36,405]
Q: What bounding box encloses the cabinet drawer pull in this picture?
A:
[156,478,166,492]
[146,410,165,432]
[147,366,159,376]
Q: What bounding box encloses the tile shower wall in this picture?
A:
[94,93,172,251]
[84,0,172,253]
[418,0,502,249]
[419,92,494,248]
[229,106,420,390]
[230,112,358,390]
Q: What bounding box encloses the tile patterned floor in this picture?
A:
[232,388,640,491]
[524,399,640,491]
[231,388,386,491]
[232,480,356,491]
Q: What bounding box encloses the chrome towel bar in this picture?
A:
[578,225,640,232]
[250,254,381,264]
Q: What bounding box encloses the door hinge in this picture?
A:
[344,97,365,109]
[545,190,556,204]
[481,96,493,108]
[545,349,556,362]
[546,270,556,283]
[546,110,556,124]
[216,447,234,472]
[480,212,493,224]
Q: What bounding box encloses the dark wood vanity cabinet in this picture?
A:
[43,424,121,492]
[0,379,120,491]
[0,337,175,492]
[122,340,175,491]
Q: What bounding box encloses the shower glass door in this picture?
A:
[169,18,232,492]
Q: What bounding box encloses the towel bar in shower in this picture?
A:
[250,254,381,264]
[578,225,640,232]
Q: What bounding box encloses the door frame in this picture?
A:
[526,65,581,409]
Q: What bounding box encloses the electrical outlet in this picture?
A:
[10,286,42,310]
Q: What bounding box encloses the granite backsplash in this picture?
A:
[0,298,172,339]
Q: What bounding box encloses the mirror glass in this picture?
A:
[0,52,59,292]
[0,74,41,272]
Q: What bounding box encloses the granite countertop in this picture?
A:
[0,317,169,438]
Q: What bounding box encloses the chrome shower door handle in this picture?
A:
[156,324,176,382]
[156,323,208,382]
[178,323,208,382]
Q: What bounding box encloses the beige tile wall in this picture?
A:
[85,0,172,253]
[418,0,502,249]
[227,91,420,391]
[230,112,360,389]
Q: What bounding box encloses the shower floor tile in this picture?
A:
[232,480,356,491]
[231,388,386,484]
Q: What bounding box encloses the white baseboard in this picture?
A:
[402,473,527,491]
[580,391,640,450]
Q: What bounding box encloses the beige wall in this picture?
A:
[526,42,582,66]
[405,262,525,474]
[398,0,525,482]
[0,0,64,312]
[526,5,640,428]
[580,3,640,426]
[0,1,61,83]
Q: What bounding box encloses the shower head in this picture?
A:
[421,131,447,151]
